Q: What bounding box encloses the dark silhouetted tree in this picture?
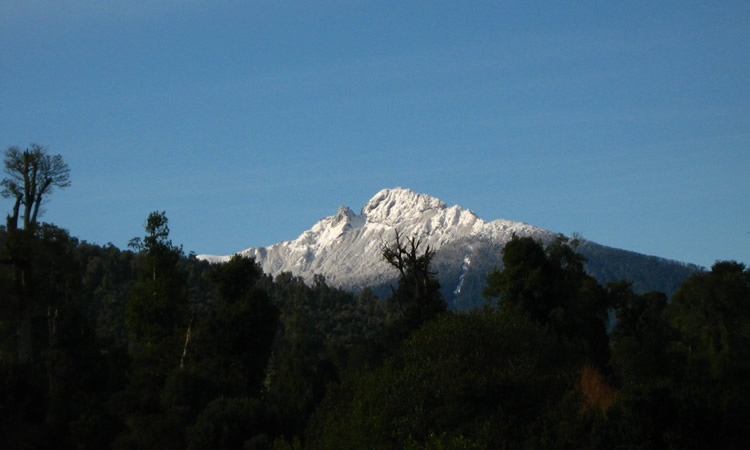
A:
[188,254,278,398]
[670,261,750,379]
[608,282,673,382]
[382,231,445,329]
[2,144,70,232]
[1,145,71,364]
[125,211,186,352]
[115,212,188,449]
[484,235,611,367]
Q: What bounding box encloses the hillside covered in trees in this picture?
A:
[1,146,749,449]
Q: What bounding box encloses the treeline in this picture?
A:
[1,146,749,448]
[0,209,395,449]
[2,216,749,449]
[308,236,750,449]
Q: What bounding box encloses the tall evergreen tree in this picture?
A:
[125,211,187,352]
[116,212,188,449]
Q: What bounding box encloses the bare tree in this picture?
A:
[1,144,70,363]
[2,144,71,231]
[382,230,445,327]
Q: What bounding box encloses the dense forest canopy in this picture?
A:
[1,146,749,449]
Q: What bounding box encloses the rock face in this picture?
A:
[199,187,699,310]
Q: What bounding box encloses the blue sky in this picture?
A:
[1,0,748,268]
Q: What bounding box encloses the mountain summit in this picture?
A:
[198,188,698,309]
[199,188,551,291]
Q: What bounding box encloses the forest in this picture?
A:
[1,146,749,449]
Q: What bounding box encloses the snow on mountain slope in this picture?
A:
[198,188,555,290]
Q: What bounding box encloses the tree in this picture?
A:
[669,261,750,379]
[151,255,279,449]
[306,310,579,449]
[663,261,750,448]
[382,231,445,329]
[608,282,673,382]
[1,145,71,364]
[2,144,70,231]
[188,254,278,397]
[125,211,186,351]
[114,213,190,449]
[206,253,264,304]
[484,235,611,367]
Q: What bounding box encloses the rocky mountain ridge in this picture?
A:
[199,188,699,309]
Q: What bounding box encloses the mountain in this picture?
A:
[198,188,700,310]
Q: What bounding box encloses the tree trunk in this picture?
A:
[30,179,51,227]
[12,247,34,364]
[23,166,35,230]
[30,194,42,227]
[180,316,194,369]
[7,195,21,231]
[17,290,33,364]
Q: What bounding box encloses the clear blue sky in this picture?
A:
[2,1,748,268]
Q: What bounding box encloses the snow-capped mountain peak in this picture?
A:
[197,187,700,309]
[198,188,551,293]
